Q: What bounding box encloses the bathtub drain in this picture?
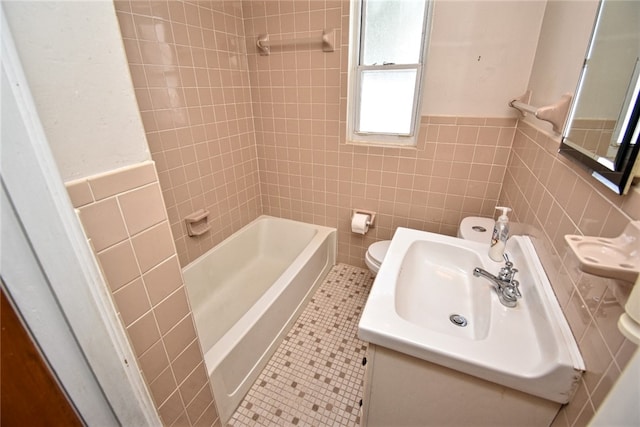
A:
[449,314,468,327]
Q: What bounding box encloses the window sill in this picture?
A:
[346,139,418,149]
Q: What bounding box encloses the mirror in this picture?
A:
[560,0,640,195]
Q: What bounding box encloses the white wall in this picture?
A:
[421,0,546,118]
[525,0,599,132]
[590,349,640,426]
[3,1,149,181]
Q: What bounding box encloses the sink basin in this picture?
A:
[396,240,491,341]
[358,228,584,404]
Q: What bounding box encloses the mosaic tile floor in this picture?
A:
[229,264,374,427]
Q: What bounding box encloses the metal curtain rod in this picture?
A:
[257,29,335,56]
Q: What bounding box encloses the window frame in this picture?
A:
[346,0,433,146]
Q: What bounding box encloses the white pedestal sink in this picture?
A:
[358,227,584,405]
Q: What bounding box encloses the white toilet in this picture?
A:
[457,216,495,245]
[364,240,391,276]
[364,216,494,276]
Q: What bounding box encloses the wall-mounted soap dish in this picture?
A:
[565,221,640,282]
[185,209,211,237]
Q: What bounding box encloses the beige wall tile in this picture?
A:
[66,179,94,208]
[154,288,191,336]
[157,390,185,426]
[89,162,157,200]
[79,197,129,252]
[580,322,615,393]
[138,340,171,384]
[149,367,178,407]
[562,379,590,424]
[131,221,176,273]
[163,315,199,360]
[179,363,209,409]
[126,311,161,356]
[119,183,167,235]
[143,256,184,305]
[171,340,203,384]
[589,362,621,411]
[185,379,215,424]
[96,240,140,291]
[200,404,220,427]
[112,278,151,326]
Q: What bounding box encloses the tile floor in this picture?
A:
[229,264,374,426]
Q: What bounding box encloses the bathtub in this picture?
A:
[182,215,336,423]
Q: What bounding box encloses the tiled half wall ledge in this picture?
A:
[65,161,219,427]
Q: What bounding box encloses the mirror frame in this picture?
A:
[559,0,640,195]
[560,96,640,195]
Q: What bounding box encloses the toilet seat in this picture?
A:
[365,240,391,274]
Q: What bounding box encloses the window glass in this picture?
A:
[348,0,430,145]
[358,69,417,134]
[361,0,427,66]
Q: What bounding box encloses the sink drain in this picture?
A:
[449,314,468,327]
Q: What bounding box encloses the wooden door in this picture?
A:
[1,287,84,426]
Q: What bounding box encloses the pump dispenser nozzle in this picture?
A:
[495,207,511,220]
[489,207,512,262]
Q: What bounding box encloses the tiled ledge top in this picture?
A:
[65,161,157,208]
[420,116,518,127]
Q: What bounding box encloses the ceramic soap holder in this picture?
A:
[565,221,640,282]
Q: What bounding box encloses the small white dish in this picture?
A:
[565,221,640,282]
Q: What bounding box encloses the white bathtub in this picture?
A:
[182,215,336,423]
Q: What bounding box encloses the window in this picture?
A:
[347,0,432,146]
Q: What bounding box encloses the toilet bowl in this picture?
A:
[364,217,494,276]
[458,216,495,244]
[365,240,391,276]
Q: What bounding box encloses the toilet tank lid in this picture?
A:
[369,240,391,263]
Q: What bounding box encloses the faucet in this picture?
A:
[473,255,522,308]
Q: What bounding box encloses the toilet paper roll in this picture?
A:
[352,213,370,234]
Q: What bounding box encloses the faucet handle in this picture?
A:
[510,279,522,298]
[504,280,522,300]
[498,257,517,281]
[512,280,522,298]
[503,253,513,268]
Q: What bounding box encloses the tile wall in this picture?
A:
[242,0,517,267]
[66,162,218,427]
[500,120,639,426]
[114,0,261,266]
[116,0,517,268]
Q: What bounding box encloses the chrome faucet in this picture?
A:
[473,255,521,308]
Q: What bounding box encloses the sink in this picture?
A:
[395,240,491,341]
[358,227,585,404]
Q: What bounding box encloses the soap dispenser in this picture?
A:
[489,207,511,262]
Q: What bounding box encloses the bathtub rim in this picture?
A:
[182,214,337,375]
[183,215,336,423]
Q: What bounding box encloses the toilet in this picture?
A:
[364,216,495,276]
[364,240,391,276]
[457,216,495,245]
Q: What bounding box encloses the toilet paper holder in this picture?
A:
[353,209,376,228]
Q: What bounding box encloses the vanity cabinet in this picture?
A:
[360,344,562,427]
